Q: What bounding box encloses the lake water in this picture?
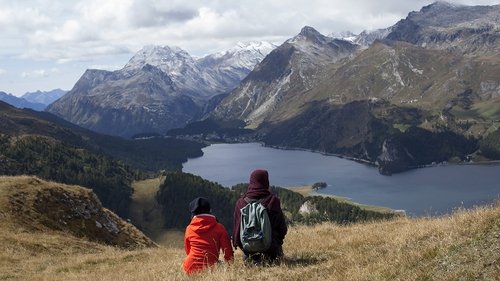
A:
[182,143,500,216]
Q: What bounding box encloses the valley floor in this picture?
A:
[1,201,499,280]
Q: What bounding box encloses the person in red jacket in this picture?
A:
[233,169,288,264]
[183,197,233,275]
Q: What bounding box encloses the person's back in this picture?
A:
[183,197,233,274]
[232,169,288,263]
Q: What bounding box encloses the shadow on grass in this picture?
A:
[282,254,328,267]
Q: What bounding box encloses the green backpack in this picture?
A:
[239,197,272,253]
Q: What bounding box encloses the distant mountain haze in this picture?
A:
[22,89,66,106]
[0,89,66,111]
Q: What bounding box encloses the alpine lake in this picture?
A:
[183,142,500,216]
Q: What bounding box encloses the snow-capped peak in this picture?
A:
[211,41,276,59]
[201,41,277,70]
[123,45,195,74]
[328,31,357,43]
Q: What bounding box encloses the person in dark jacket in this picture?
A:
[232,169,288,264]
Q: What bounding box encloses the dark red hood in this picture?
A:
[243,169,280,212]
[245,169,272,199]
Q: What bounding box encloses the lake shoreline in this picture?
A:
[183,142,500,217]
[287,185,404,215]
[261,142,500,174]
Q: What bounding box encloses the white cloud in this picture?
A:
[0,5,51,32]
[3,0,499,61]
[0,69,6,75]
[1,0,498,94]
[88,64,124,71]
[21,68,58,78]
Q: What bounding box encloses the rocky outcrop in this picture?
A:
[1,176,156,249]
[385,2,500,55]
[376,138,414,175]
[299,200,319,216]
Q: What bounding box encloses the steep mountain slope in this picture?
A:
[386,1,500,54]
[310,41,500,114]
[47,65,199,137]
[212,26,359,127]
[0,101,204,172]
[47,42,275,137]
[197,41,277,93]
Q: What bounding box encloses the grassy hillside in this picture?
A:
[0,102,205,172]
[0,176,155,249]
[1,182,498,280]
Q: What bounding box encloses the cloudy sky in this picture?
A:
[1,0,498,96]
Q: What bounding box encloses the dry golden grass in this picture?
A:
[130,176,167,242]
[1,176,499,280]
[2,202,499,280]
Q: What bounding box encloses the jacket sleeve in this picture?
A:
[184,228,191,255]
[218,224,234,262]
[271,198,288,242]
[232,200,242,249]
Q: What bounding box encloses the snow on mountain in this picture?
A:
[46,41,276,137]
[123,41,277,100]
[328,31,357,43]
[328,28,392,47]
[354,28,392,47]
[197,41,277,92]
[204,41,277,70]
[124,45,198,77]
[212,26,359,126]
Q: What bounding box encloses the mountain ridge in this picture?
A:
[47,41,276,137]
[0,91,46,111]
[211,26,359,126]
[22,89,66,106]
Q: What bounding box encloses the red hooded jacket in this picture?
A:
[183,214,233,274]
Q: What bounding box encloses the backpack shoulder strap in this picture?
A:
[243,197,255,204]
[243,194,273,204]
[244,196,268,204]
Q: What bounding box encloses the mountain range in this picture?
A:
[208,2,500,173]
[0,89,66,111]
[22,89,66,106]
[46,42,275,137]
[0,91,46,111]
[44,1,500,173]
